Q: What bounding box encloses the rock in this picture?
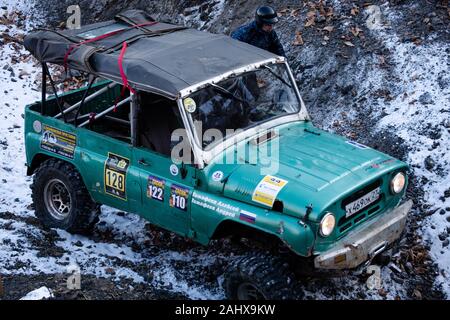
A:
[443,119,450,128]
[446,216,450,223]
[442,239,449,248]
[73,241,83,247]
[438,233,447,241]
[424,156,435,171]
[418,92,434,105]
[439,209,446,215]
[444,188,450,198]
[105,267,115,275]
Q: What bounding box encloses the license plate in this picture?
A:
[345,187,381,218]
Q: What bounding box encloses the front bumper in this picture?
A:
[314,200,412,269]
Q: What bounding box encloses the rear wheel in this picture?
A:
[31,159,100,234]
[224,252,296,300]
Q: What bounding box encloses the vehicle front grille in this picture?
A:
[337,179,383,235]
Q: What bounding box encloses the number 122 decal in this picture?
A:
[104,153,130,200]
[170,184,190,211]
[147,175,166,202]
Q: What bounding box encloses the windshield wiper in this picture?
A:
[263,65,292,88]
[210,83,251,108]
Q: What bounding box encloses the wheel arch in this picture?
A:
[27,153,53,175]
[211,218,286,250]
[27,154,93,201]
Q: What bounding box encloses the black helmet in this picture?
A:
[255,6,279,26]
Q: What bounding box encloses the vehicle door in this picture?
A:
[132,96,197,237]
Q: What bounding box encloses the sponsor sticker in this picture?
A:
[170,164,179,176]
[192,192,238,218]
[346,140,368,149]
[40,125,76,159]
[183,98,197,113]
[104,153,130,200]
[147,175,166,202]
[33,120,42,133]
[170,184,190,211]
[211,171,224,182]
[365,159,396,171]
[239,210,256,224]
[252,175,288,207]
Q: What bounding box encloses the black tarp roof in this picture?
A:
[24,10,279,99]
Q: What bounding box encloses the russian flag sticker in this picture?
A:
[239,210,256,223]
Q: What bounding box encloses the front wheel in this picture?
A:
[31,158,100,234]
[223,252,296,300]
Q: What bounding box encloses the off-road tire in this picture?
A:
[31,158,100,234]
[224,252,296,300]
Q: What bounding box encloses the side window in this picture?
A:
[138,92,186,158]
[81,87,132,144]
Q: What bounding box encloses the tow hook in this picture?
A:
[369,241,387,260]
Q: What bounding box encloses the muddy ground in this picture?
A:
[0,0,449,300]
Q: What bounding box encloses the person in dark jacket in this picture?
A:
[231,6,285,57]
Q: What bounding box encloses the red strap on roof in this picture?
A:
[63,21,158,113]
[118,41,135,95]
[113,41,134,112]
[63,21,158,72]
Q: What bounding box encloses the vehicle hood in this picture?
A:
[204,121,407,222]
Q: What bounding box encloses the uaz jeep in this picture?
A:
[23,10,411,299]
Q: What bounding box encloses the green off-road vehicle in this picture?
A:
[23,10,412,299]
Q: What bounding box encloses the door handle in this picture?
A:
[138,158,150,166]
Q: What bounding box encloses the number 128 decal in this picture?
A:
[170,184,190,211]
[104,153,130,200]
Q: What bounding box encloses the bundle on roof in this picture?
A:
[24,9,278,99]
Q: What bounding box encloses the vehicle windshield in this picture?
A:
[186,63,300,149]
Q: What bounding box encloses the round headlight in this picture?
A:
[390,172,406,194]
[320,212,336,237]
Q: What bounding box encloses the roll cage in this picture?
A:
[40,58,309,168]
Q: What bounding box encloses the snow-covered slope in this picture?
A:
[0,0,448,299]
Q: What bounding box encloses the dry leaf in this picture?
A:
[305,18,315,27]
[293,31,304,46]
[291,9,301,17]
[278,8,289,17]
[326,7,334,17]
[306,10,316,19]
[323,26,334,32]
[350,27,363,37]
[350,7,360,16]
[413,37,422,45]
[343,41,355,47]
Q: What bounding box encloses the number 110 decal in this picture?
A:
[170,184,190,211]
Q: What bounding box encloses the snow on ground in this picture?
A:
[0,2,224,300]
[179,0,226,30]
[361,4,450,296]
[0,0,448,300]
[20,286,53,300]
